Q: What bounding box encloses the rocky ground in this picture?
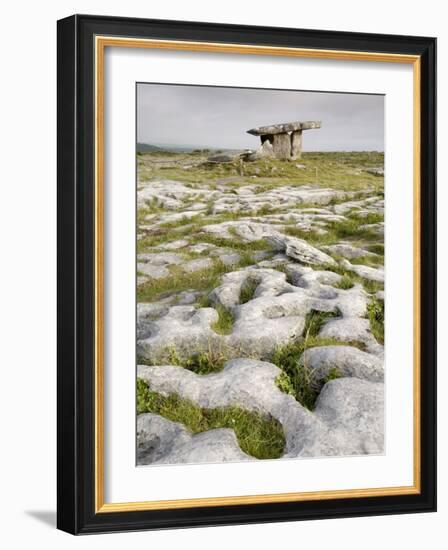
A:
[136,150,385,465]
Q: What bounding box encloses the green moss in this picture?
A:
[137,379,285,459]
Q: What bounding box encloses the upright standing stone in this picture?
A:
[272,133,292,159]
[290,130,303,159]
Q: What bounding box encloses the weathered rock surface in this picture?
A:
[319,317,383,356]
[137,414,251,464]
[324,243,377,260]
[340,258,385,282]
[301,345,384,387]
[137,358,384,462]
[267,234,336,265]
[247,120,322,135]
[314,378,384,455]
[136,161,385,465]
[138,306,220,361]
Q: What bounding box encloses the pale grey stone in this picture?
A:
[155,210,202,226]
[340,258,384,282]
[324,243,376,260]
[137,358,384,459]
[154,239,189,250]
[359,222,385,236]
[301,345,384,387]
[155,429,252,464]
[137,413,191,465]
[138,252,183,266]
[248,120,321,135]
[137,305,220,361]
[176,290,203,305]
[207,154,235,163]
[267,235,336,265]
[365,167,384,176]
[137,263,170,279]
[319,316,383,355]
[202,221,282,242]
[137,414,251,465]
[218,253,241,267]
[314,378,384,455]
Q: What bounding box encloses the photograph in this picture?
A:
[135,83,386,466]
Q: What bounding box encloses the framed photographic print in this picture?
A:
[57,14,436,534]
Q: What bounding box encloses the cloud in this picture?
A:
[137,83,384,151]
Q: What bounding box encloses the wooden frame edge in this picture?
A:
[93,36,422,514]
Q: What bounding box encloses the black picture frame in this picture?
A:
[57,14,436,535]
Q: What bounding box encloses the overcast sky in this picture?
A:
[137,83,384,151]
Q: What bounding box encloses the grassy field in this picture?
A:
[137,150,384,193]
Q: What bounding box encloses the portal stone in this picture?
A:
[247,120,321,160]
[272,133,292,159]
[291,130,303,159]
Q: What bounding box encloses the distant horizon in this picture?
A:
[137,141,385,154]
[137,84,384,152]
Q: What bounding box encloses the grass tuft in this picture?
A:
[239,278,259,304]
[304,309,341,337]
[211,305,235,335]
[335,274,355,289]
[367,297,384,344]
[313,263,384,294]
[271,334,364,410]
[366,243,384,255]
[350,254,384,268]
[139,344,229,375]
